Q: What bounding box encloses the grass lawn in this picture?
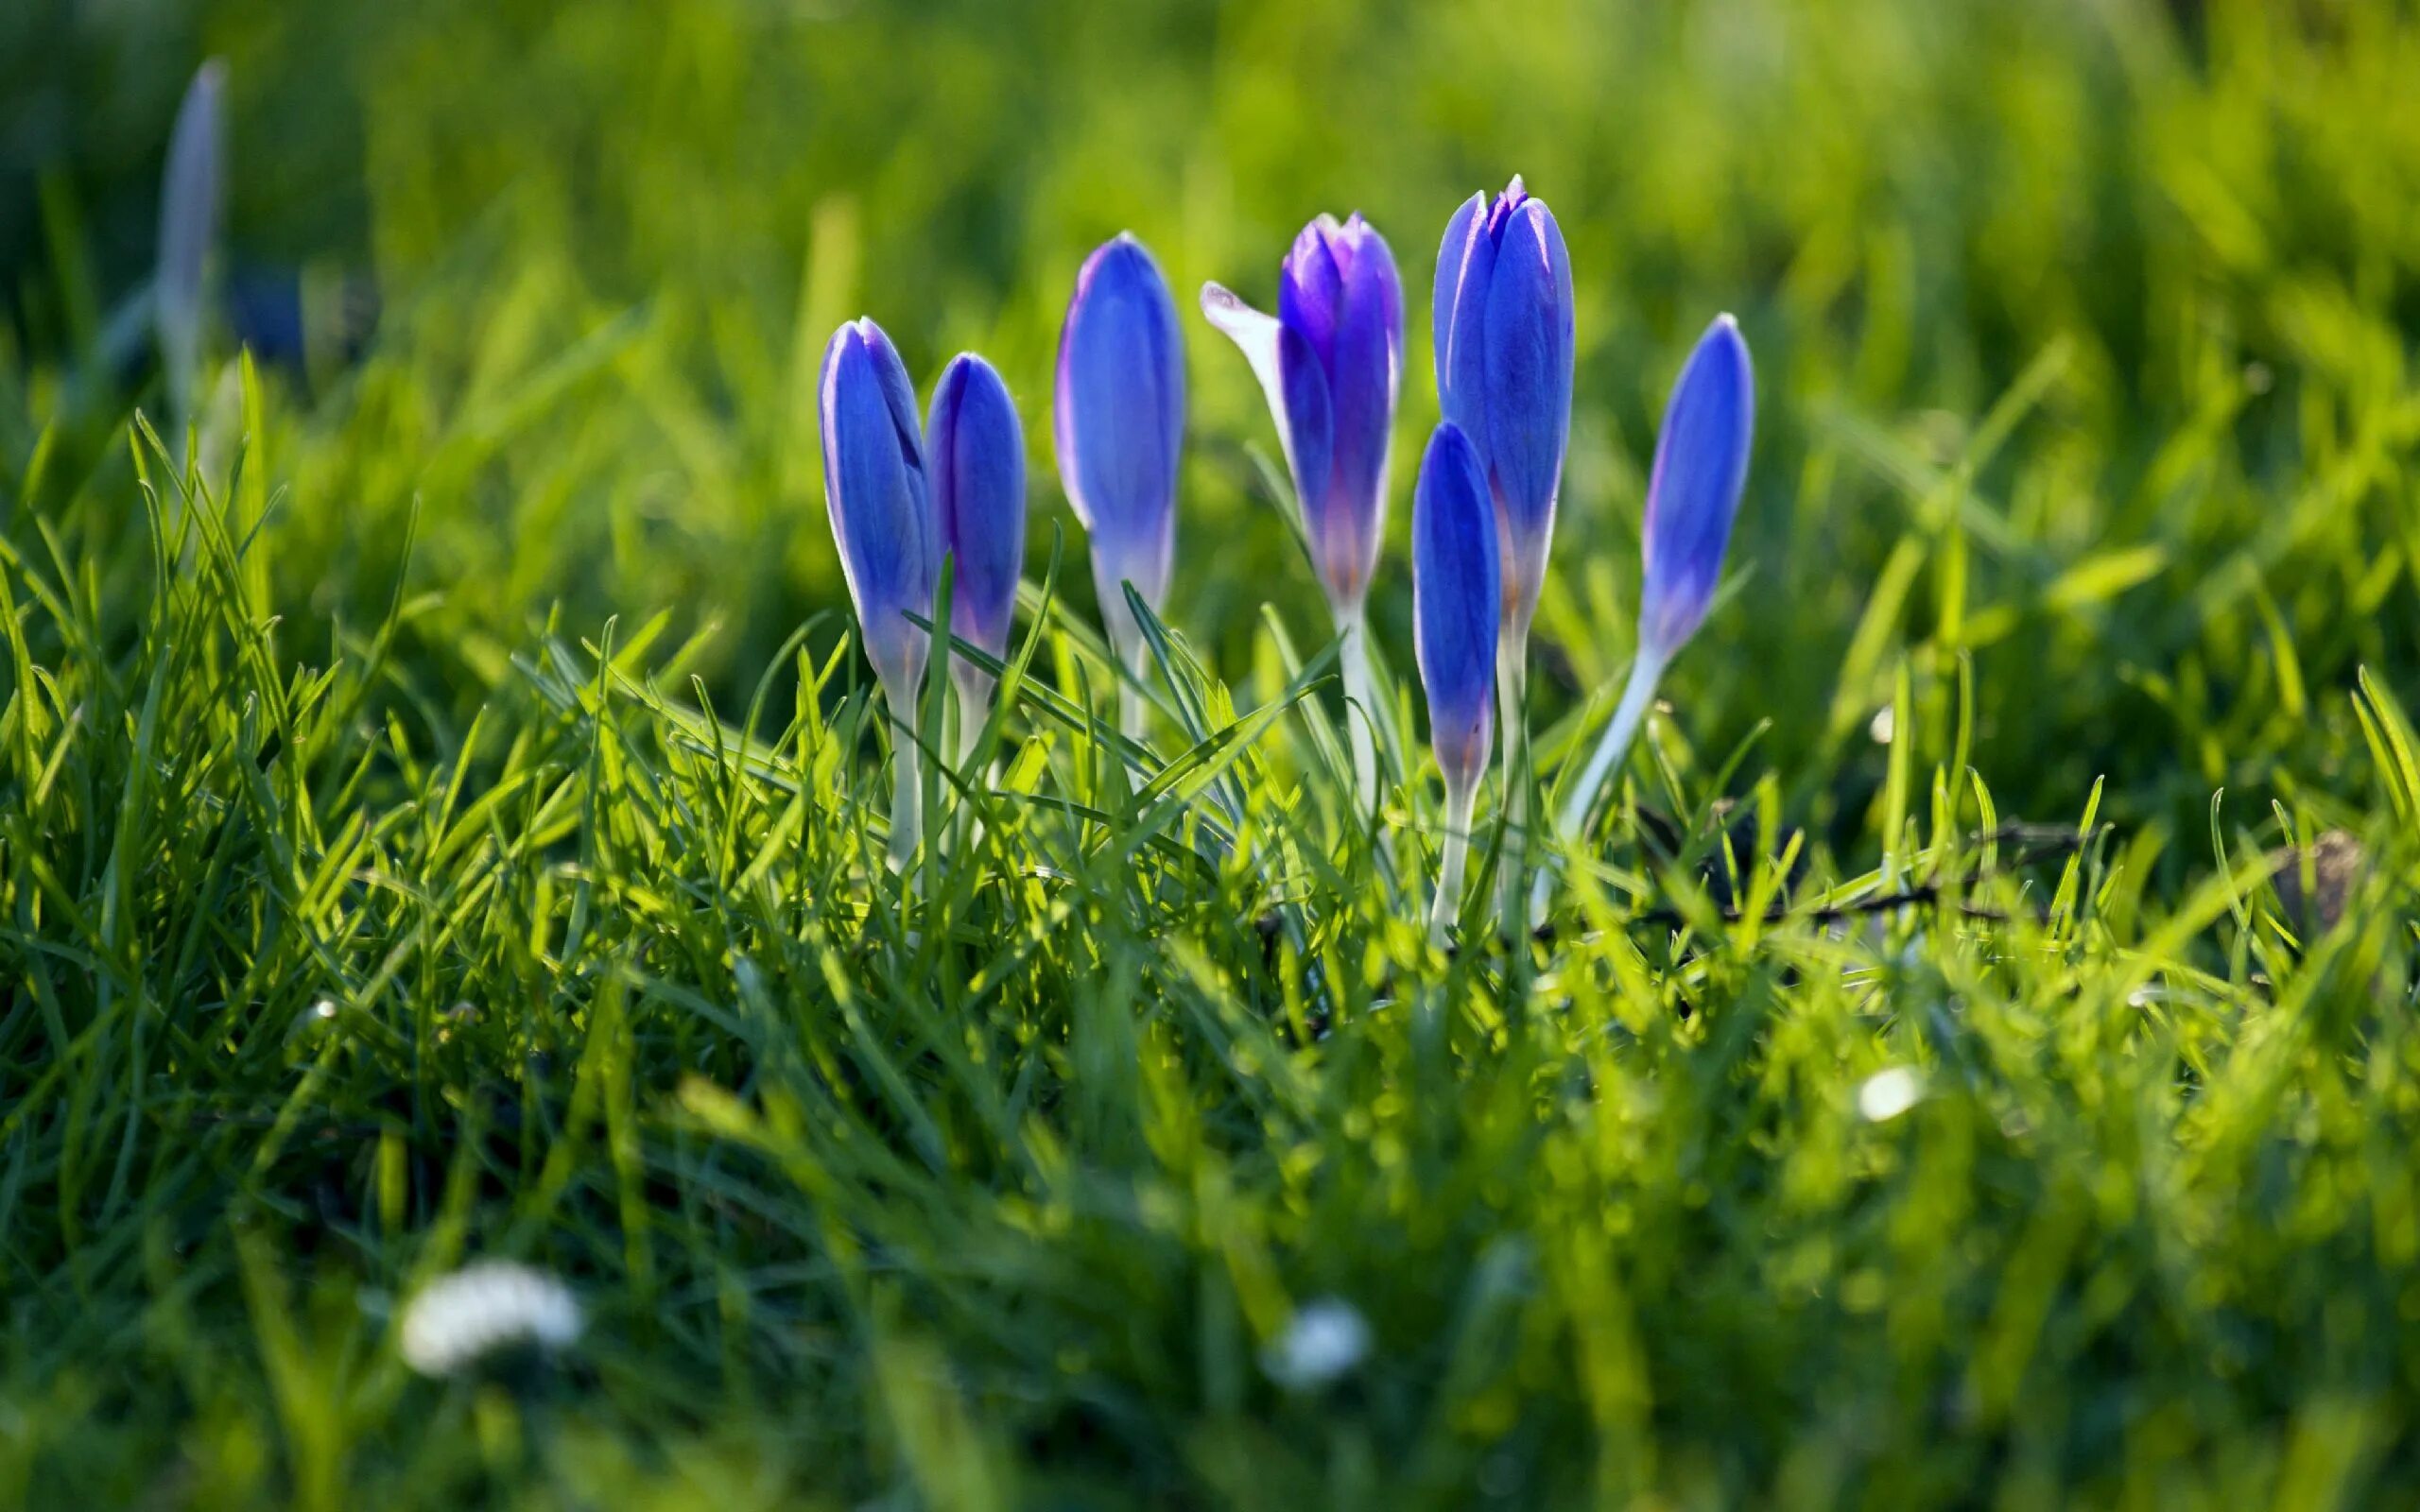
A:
[7,0,2420,1505]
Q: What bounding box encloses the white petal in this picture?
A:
[1199,282,1297,479]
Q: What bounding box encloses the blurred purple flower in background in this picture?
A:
[156,58,227,438]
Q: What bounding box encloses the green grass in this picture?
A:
[7,0,2420,1505]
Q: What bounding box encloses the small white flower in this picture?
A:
[398,1261,582,1376]
[1857,1066,1925,1123]
[1867,705,1895,745]
[1260,1297,1370,1391]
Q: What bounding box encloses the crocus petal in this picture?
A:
[1638,315,1755,657]
[1281,216,1346,366]
[927,353,1027,661]
[1432,191,1494,445]
[1413,422,1501,795]
[157,59,227,426]
[1055,233,1184,629]
[1479,197,1574,624]
[1316,218,1401,610]
[1277,323,1335,540]
[1201,283,1300,479]
[821,318,936,697]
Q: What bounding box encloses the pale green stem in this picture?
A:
[1533,645,1668,920]
[1428,778,1478,946]
[887,733,922,876]
[1105,613,1149,744]
[952,664,994,773]
[951,664,993,850]
[1495,634,1532,934]
[1337,607,1378,810]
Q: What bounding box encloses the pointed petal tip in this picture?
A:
[1701,313,1754,374]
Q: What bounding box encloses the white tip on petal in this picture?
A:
[1199,282,1297,478]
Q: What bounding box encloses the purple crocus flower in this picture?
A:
[1055,233,1185,730]
[157,59,228,435]
[821,316,939,869]
[821,318,937,699]
[1432,176,1574,644]
[1548,314,1756,875]
[1201,214,1404,615]
[1637,315,1755,661]
[1437,176,1573,928]
[1411,422,1500,941]
[926,352,1026,751]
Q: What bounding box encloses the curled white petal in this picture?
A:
[398,1261,583,1376]
[1260,1297,1370,1390]
[1199,282,1299,483]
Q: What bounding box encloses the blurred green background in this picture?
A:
[8,0,2416,860]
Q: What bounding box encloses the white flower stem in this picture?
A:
[1495,636,1532,934]
[887,734,922,876]
[1533,645,1668,920]
[1428,777,1478,946]
[952,665,993,773]
[1337,607,1378,810]
[951,665,993,850]
[1557,647,1668,842]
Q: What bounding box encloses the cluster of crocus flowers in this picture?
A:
[820,198,1754,942]
[1202,213,1404,802]
[820,319,1026,872]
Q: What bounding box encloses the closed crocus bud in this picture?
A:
[1637,315,1754,660]
[1056,233,1185,723]
[1432,176,1574,644]
[1201,214,1403,615]
[821,317,938,873]
[821,318,938,699]
[1413,423,1500,942]
[926,352,1026,752]
[157,59,228,436]
[1547,315,1756,878]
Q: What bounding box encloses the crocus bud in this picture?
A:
[1055,233,1186,673]
[1432,177,1574,642]
[1412,423,1501,798]
[157,59,228,433]
[820,318,937,705]
[1637,315,1754,659]
[1201,214,1403,614]
[927,353,1027,672]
